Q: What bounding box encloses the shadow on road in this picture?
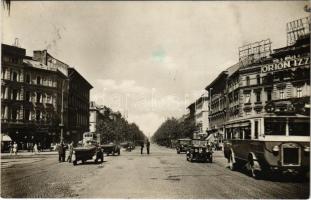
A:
[226,166,309,183]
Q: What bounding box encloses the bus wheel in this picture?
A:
[248,159,263,179]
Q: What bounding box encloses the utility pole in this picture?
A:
[60,79,65,143]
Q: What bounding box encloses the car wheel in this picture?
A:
[73,160,77,166]
[118,151,120,156]
[190,154,194,162]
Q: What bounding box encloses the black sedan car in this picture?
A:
[186,139,213,163]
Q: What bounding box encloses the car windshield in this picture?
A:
[192,140,207,146]
[179,140,191,145]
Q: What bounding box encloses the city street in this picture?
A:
[1,144,309,198]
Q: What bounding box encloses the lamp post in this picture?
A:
[59,79,65,143]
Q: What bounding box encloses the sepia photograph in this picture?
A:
[1,0,310,198]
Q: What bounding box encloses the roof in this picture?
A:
[68,67,93,89]
[24,58,57,72]
[187,102,195,109]
[2,44,26,56]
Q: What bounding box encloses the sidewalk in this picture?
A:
[1,151,58,159]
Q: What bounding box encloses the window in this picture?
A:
[25,91,31,102]
[264,118,286,135]
[12,72,18,82]
[36,110,41,121]
[244,93,251,103]
[24,109,30,121]
[37,76,41,85]
[267,90,272,101]
[256,92,261,102]
[296,87,303,98]
[12,90,18,101]
[36,93,42,103]
[12,108,18,121]
[254,121,259,139]
[243,126,251,139]
[1,105,7,119]
[289,119,310,136]
[1,68,6,79]
[1,87,6,99]
[280,89,285,99]
[256,75,261,85]
[246,76,250,86]
[26,74,31,84]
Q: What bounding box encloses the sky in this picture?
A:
[1,1,308,137]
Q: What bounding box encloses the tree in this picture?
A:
[152,117,196,147]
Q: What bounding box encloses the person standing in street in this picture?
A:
[146,139,150,154]
[13,142,18,155]
[58,142,65,162]
[33,143,39,154]
[140,141,144,154]
[9,142,13,155]
[67,141,74,163]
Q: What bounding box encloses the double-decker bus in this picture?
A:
[223,115,310,178]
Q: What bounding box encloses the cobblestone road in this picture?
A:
[1,145,309,198]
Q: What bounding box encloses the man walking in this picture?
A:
[58,142,66,162]
[140,141,144,154]
[146,139,150,154]
[67,141,74,163]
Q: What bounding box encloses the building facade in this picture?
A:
[193,93,209,139]
[68,67,93,143]
[1,44,68,150]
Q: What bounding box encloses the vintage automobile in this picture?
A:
[224,116,310,179]
[72,146,103,166]
[186,139,213,163]
[101,142,121,156]
[176,138,192,154]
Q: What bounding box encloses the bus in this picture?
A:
[82,132,98,146]
[223,115,310,178]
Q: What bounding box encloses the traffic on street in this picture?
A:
[1,144,309,198]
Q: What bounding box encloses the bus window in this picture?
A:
[264,118,286,135]
[254,121,259,139]
[244,126,251,139]
[233,128,240,139]
[289,120,310,136]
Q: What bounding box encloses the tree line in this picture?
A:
[96,106,146,144]
[151,117,196,147]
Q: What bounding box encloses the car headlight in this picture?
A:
[195,149,199,153]
[199,148,203,153]
[272,145,279,152]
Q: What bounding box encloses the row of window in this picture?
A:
[1,106,53,122]
[243,86,305,104]
[1,68,57,87]
[1,87,56,104]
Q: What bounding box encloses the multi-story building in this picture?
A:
[89,101,105,133]
[1,44,68,149]
[205,63,240,141]
[193,93,209,139]
[68,67,93,143]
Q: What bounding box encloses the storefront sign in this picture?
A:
[261,57,310,73]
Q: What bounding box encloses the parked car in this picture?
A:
[50,143,58,151]
[72,146,103,165]
[176,138,192,154]
[101,142,120,156]
[186,139,213,163]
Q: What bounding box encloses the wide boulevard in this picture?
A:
[1,144,309,198]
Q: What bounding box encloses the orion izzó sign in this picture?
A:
[261,57,310,73]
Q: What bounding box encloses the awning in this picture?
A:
[1,134,12,142]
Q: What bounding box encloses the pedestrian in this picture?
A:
[33,143,39,154]
[58,142,66,162]
[67,141,74,163]
[140,141,144,154]
[9,142,13,155]
[13,142,18,155]
[146,139,150,154]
